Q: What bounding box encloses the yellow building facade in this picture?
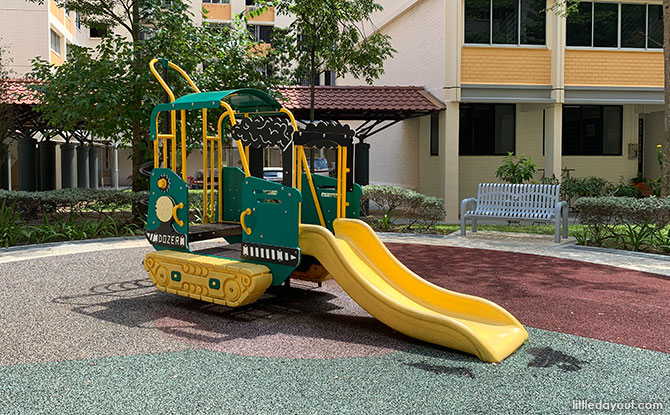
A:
[344,0,665,221]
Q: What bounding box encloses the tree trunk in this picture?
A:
[130,0,147,192]
[309,46,316,123]
[663,0,670,196]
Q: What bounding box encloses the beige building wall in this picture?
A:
[0,0,49,76]
[418,115,441,196]
[458,104,645,202]
[340,0,445,192]
[458,105,545,201]
[562,106,639,183]
[643,110,664,180]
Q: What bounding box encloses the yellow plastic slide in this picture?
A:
[298,219,528,362]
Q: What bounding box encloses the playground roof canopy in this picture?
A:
[172,89,282,113]
[276,85,445,121]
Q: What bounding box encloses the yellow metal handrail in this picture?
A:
[148,58,200,181]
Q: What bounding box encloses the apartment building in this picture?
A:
[342,0,665,221]
[0,0,99,76]
[0,0,288,189]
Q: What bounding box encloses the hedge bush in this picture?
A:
[0,189,148,221]
[575,197,670,252]
[361,185,446,231]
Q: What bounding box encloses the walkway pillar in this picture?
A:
[39,141,57,191]
[112,145,119,189]
[0,145,8,190]
[249,147,263,178]
[18,137,37,191]
[544,104,563,179]
[443,102,459,222]
[89,146,99,189]
[60,143,76,189]
[76,145,89,188]
[354,141,370,187]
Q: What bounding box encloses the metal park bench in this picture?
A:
[460,183,568,243]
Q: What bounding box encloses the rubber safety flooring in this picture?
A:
[0,243,668,414]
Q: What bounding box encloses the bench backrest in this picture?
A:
[473,183,561,219]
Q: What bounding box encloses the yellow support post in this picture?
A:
[202,109,208,223]
[171,111,177,171]
[210,139,215,220]
[279,108,298,187]
[218,136,223,223]
[299,147,326,227]
[162,138,167,168]
[341,146,348,217]
[220,102,249,178]
[181,110,187,182]
[153,140,159,169]
[336,146,342,219]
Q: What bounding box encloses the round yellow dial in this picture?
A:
[155,196,175,223]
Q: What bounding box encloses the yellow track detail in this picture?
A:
[144,250,272,307]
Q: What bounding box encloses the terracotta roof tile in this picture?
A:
[0,80,445,121]
[1,79,41,105]
[276,85,445,120]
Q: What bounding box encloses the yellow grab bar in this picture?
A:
[240,208,252,235]
[149,58,201,103]
[172,202,184,227]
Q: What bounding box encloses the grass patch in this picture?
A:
[434,224,587,237]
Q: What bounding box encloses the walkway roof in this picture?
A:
[276,85,445,121]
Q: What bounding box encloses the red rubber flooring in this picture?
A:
[386,243,670,353]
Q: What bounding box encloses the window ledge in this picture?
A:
[566,47,662,52]
[463,43,548,49]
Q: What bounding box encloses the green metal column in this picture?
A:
[60,143,76,189]
[0,145,8,190]
[249,147,263,178]
[89,146,99,189]
[76,145,89,188]
[39,141,57,191]
[18,137,37,191]
[354,141,370,186]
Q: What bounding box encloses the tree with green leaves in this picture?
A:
[28,0,285,190]
[550,0,670,197]
[267,0,395,122]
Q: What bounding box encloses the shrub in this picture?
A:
[361,185,416,228]
[610,184,639,198]
[362,185,446,231]
[0,201,22,247]
[575,197,670,252]
[561,176,611,204]
[0,189,148,221]
[407,195,446,229]
[495,153,537,184]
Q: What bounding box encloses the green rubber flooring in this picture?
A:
[1,327,668,415]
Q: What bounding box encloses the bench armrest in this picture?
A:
[555,200,568,217]
[461,198,477,215]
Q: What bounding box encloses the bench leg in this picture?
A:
[562,207,568,238]
[554,217,561,243]
[472,219,478,233]
[460,216,467,236]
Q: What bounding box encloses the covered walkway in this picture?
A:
[0,79,115,191]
